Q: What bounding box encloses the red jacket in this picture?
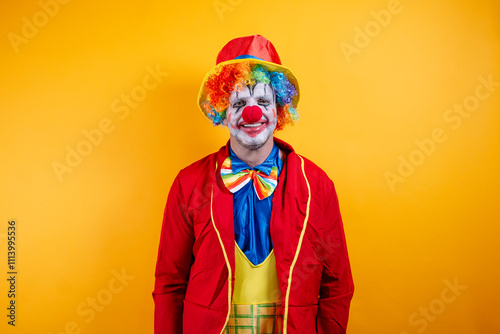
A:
[153,138,354,333]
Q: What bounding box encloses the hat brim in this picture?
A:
[197,58,300,118]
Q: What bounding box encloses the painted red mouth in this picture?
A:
[238,119,268,137]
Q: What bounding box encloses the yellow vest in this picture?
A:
[232,243,282,304]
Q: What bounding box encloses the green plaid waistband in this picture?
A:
[224,303,283,334]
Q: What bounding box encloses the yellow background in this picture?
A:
[1,0,499,333]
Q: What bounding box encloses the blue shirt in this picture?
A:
[229,142,283,266]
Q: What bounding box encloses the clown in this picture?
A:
[153,35,354,334]
[225,82,277,151]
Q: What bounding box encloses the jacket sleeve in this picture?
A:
[317,179,354,333]
[153,174,194,334]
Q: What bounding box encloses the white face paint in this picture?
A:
[223,82,277,150]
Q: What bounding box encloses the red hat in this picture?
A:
[198,35,299,119]
[215,35,282,65]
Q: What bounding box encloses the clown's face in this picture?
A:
[223,82,277,150]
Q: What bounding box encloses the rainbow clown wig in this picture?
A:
[198,35,300,131]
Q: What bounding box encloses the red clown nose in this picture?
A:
[242,105,263,123]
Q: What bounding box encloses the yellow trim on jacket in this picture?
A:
[210,153,312,334]
[283,155,311,334]
[211,161,233,334]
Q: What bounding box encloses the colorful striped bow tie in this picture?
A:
[221,156,278,200]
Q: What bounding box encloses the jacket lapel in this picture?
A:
[210,144,236,279]
[270,139,309,290]
[209,138,309,293]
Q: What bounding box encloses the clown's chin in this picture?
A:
[234,129,273,151]
[236,138,265,150]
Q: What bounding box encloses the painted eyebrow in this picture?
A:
[230,95,272,103]
[229,88,274,102]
